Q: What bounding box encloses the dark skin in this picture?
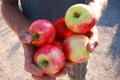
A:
[1,0,108,80]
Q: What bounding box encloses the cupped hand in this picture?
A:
[22,43,42,75]
[22,43,56,80]
[19,31,55,80]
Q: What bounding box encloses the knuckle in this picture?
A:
[18,32,32,44]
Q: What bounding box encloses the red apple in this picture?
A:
[54,17,74,40]
[29,19,56,47]
[52,40,63,50]
[65,4,96,34]
[63,34,91,63]
[34,45,65,75]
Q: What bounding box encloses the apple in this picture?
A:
[65,4,96,34]
[54,17,74,40]
[34,45,65,75]
[63,34,92,63]
[29,19,56,47]
[52,40,63,50]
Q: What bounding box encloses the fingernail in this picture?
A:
[90,44,94,49]
[25,35,33,43]
[89,44,94,52]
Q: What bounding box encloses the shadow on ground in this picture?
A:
[98,0,120,77]
[98,0,120,58]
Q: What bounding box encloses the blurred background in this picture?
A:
[0,0,120,80]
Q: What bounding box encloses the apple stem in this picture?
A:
[74,12,80,18]
[32,33,40,40]
[32,32,44,40]
[38,60,49,68]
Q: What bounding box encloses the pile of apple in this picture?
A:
[28,4,97,76]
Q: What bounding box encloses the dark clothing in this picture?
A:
[20,0,88,80]
[20,0,87,22]
[67,62,88,80]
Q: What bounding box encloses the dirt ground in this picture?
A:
[0,0,120,80]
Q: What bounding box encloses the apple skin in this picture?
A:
[63,34,91,63]
[54,17,74,40]
[52,40,63,50]
[29,19,56,47]
[34,45,65,75]
[65,4,96,34]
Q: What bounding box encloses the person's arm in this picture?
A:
[1,0,32,43]
[86,0,108,52]
[1,0,54,80]
[87,0,108,21]
[1,1,63,79]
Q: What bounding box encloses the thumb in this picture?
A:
[87,38,99,52]
[19,32,33,43]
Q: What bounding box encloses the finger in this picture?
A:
[32,75,41,80]
[86,26,98,38]
[32,75,56,80]
[42,76,56,80]
[19,32,33,43]
[25,62,43,77]
[87,40,99,52]
[87,26,99,52]
[53,67,67,77]
[23,43,38,58]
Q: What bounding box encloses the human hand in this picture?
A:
[18,31,55,80]
[22,43,56,80]
[64,26,99,67]
[18,31,33,44]
[52,66,67,77]
[87,25,99,52]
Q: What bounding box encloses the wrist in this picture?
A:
[88,3,102,21]
[88,0,108,21]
